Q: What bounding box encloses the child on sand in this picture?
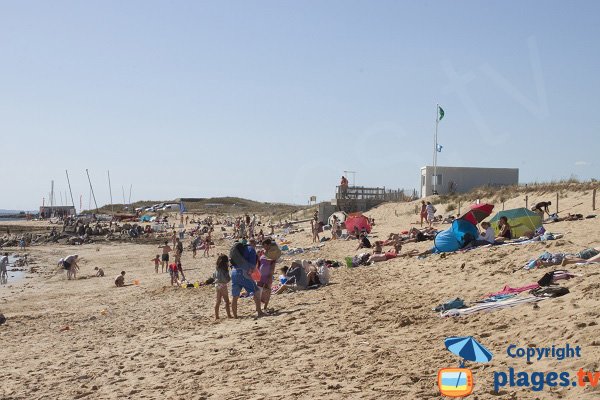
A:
[214,255,232,319]
[203,234,211,257]
[152,255,160,273]
[115,271,125,287]
[168,263,178,286]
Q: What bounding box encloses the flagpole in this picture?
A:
[433,104,439,195]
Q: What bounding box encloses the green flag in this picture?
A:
[438,106,445,121]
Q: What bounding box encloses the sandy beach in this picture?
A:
[1,188,599,399]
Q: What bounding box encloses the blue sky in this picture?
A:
[1,1,598,210]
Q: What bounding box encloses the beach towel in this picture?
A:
[441,296,543,317]
[475,294,517,303]
[487,283,540,297]
[433,298,466,312]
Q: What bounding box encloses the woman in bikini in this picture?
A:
[495,216,512,241]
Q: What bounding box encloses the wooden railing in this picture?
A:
[336,186,416,202]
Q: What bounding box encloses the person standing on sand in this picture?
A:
[425,202,437,229]
[63,254,80,280]
[420,200,427,227]
[340,176,349,198]
[171,231,177,248]
[213,254,232,319]
[311,219,320,243]
[331,215,339,240]
[175,237,184,263]
[258,238,281,313]
[151,255,160,273]
[159,241,172,273]
[0,253,8,284]
[192,235,201,258]
[229,242,265,318]
[203,233,211,257]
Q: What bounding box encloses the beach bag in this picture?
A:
[531,286,569,298]
[229,242,248,268]
[265,245,282,261]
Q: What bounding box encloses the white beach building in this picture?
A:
[420,166,519,198]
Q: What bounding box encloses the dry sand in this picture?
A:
[1,190,599,399]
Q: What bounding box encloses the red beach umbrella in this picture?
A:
[459,203,494,225]
[345,214,372,233]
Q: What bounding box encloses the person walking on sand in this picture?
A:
[151,254,160,273]
[159,241,172,273]
[213,254,232,319]
[229,241,265,318]
[425,202,437,229]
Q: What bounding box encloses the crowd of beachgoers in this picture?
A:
[4,194,597,324]
[2,187,600,400]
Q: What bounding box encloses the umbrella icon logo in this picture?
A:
[438,336,493,398]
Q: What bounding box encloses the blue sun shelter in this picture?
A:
[433,219,479,253]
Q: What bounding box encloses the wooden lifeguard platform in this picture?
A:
[317,186,416,223]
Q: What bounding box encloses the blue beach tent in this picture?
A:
[433,219,479,253]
